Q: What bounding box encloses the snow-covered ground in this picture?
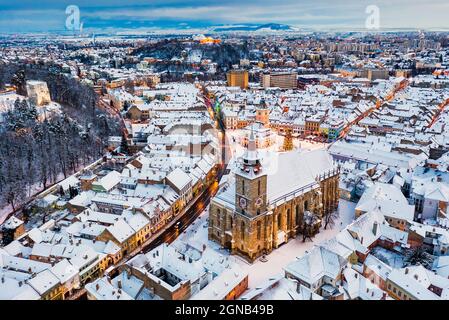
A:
[225,129,327,156]
[371,246,404,269]
[223,129,328,171]
[174,198,356,290]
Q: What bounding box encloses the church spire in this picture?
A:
[241,125,262,172]
[248,126,256,152]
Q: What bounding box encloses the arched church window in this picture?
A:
[296,204,300,225]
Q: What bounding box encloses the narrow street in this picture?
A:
[337,79,409,140]
[103,87,227,279]
[427,97,449,129]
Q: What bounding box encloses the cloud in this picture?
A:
[0,0,448,33]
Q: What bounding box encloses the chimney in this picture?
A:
[117,280,122,289]
[372,222,378,235]
[96,283,100,291]
[405,268,409,275]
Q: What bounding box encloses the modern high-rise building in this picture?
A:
[261,72,297,89]
[227,69,249,89]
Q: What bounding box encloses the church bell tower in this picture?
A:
[235,128,267,217]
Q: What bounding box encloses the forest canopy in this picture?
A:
[0,62,120,212]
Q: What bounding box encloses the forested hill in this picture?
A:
[132,39,249,74]
[0,62,120,215]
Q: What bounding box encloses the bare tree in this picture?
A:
[324,209,340,230]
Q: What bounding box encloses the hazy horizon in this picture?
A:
[1,0,449,34]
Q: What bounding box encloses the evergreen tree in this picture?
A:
[120,131,129,154]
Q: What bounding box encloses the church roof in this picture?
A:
[266,149,335,203]
[230,148,337,206]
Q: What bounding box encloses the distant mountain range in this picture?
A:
[211,23,297,32]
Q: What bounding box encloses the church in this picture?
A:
[208,130,340,262]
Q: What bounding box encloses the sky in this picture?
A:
[0,0,448,33]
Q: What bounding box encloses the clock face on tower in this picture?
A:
[239,197,247,209]
[255,197,263,208]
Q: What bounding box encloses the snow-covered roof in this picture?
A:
[0,276,40,300]
[284,246,346,285]
[191,265,248,300]
[356,182,415,221]
[85,278,133,300]
[2,216,24,230]
[27,269,60,295]
[106,219,135,243]
[166,167,192,192]
[93,170,121,192]
[387,267,443,300]
[343,268,385,300]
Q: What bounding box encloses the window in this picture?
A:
[304,200,309,211]
[278,214,282,229]
[258,180,261,195]
[242,180,245,194]
[241,221,245,240]
[287,209,291,228]
[295,204,300,225]
[257,221,262,240]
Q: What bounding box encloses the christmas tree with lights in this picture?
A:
[282,129,293,151]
